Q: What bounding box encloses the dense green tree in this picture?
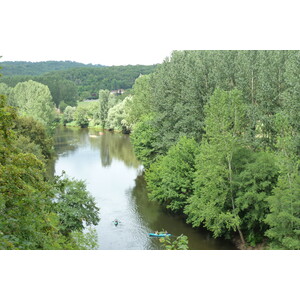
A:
[13,115,53,158]
[98,89,117,128]
[106,98,125,130]
[63,105,76,125]
[264,173,300,249]
[9,80,55,127]
[149,51,210,153]
[185,89,248,243]
[145,136,199,213]
[210,50,239,90]
[124,74,152,128]
[98,90,110,128]
[130,114,158,168]
[70,227,98,250]
[53,175,100,236]
[185,89,280,246]
[281,51,300,155]
[0,82,12,98]
[0,96,56,249]
[0,75,34,89]
[74,103,89,127]
[59,100,68,112]
[233,149,279,245]
[264,107,300,249]
[38,76,78,107]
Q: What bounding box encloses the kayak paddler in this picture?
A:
[113,219,120,226]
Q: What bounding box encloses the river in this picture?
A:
[52,126,236,250]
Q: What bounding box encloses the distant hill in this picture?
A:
[0,61,104,76]
[0,62,158,100]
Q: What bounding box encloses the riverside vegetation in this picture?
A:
[1,51,300,250]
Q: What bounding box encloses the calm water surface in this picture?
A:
[53,127,236,250]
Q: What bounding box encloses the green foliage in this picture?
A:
[264,97,300,249]
[70,227,98,250]
[185,90,279,245]
[9,80,55,127]
[0,62,156,104]
[0,152,51,249]
[0,60,103,76]
[53,175,100,236]
[185,89,248,240]
[145,136,199,213]
[0,82,12,97]
[149,51,214,153]
[265,173,300,249]
[0,97,100,249]
[63,105,76,125]
[37,76,78,107]
[0,94,16,145]
[52,64,157,99]
[130,114,158,168]
[159,233,189,250]
[185,140,239,238]
[124,74,152,128]
[233,149,279,245]
[127,51,300,248]
[0,99,55,248]
[74,103,90,128]
[98,90,117,128]
[59,101,68,112]
[106,96,132,132]
[13,115,54,159]
[106,98,125,130]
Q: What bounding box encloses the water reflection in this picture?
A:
[88,129,140,168]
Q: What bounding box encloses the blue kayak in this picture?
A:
[148,233,172,237]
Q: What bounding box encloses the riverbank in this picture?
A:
[64,122,125,134]
[233,236,268,250]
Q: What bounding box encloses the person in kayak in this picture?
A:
[113,219,120,226]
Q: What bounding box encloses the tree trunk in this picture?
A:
[237,226,246,246]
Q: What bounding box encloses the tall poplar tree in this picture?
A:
[98,89,116,128]
[185,89,247,244]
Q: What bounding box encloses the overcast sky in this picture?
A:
[1,0,299,66]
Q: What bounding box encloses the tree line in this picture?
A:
[0,64,157,108]
[120,50,299,249]
[60,74,151,134]
[0,60,104,76]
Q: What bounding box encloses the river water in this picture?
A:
[52,126,236,250]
